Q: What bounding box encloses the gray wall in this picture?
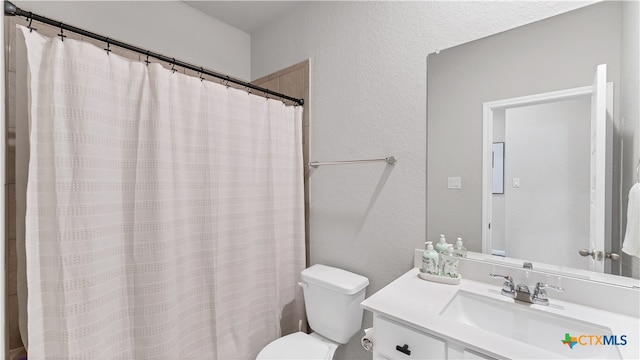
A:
[427,2,622,255]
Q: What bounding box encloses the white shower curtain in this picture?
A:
[17,26,305,359]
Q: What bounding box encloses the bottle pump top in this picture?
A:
[456,238,463,246]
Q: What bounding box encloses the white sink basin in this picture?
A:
[439,291,622,359]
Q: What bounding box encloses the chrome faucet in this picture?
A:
[489,274,564,305]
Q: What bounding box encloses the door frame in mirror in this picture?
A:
[481,85,595,255]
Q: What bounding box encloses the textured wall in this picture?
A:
[251,2,592,359]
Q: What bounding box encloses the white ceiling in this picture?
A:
[184,1,301,34]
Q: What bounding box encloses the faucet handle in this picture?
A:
[489,274,515,298]
[536,282,564,292]
[489,273,513,282]
[533,282,564,305]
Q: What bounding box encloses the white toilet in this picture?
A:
[256,264,369,360]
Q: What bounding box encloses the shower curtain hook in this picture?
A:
[27,12,36,33]
[224,76,230,89]
[104,38,111,55]
[145,51,150,66]
[57,23,66,41]
[170,58,177,73]
[199,67,205,82]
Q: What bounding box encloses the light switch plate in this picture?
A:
[448,177,461,189]
[512,178,520,188]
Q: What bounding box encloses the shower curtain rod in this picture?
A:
[3,1,305,106]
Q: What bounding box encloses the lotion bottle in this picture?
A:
[421,241,439,275]
[434,234,449,254]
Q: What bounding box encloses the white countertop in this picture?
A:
[361,268,640,359]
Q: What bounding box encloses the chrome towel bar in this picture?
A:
[309,156,397,168]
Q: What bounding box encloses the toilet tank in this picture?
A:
[300,264,369,344]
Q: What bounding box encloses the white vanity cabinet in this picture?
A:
[373,315,445,359]
[372,315,494,360]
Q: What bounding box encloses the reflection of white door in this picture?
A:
[588,64,612,273]
[504,99,591,269]
[482,64,613,272]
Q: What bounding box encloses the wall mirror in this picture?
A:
[426,1,639,287]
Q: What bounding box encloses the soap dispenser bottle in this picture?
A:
[453,237,468,258]
[434,234,449,254]
[442,245,459,278]
[421,241,439,275]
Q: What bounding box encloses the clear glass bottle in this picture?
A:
[453,237,467,258]
[442,245,459,278]
[421,241,440,275]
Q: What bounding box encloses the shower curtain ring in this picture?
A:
[171,58,177,73]
[57,23,66,41]
[224,76,230,88]
[199,67,205,81]
[104,38,111,55]
[27,13,36,33]
[145,51,150,66]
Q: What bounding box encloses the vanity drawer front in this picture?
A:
[374,316,446,359]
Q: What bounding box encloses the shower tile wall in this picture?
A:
[5,15,21,352]
[4,16,311,351]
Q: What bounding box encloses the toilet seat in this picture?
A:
[256,332,337,360]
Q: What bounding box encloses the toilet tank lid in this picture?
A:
[301,264,369,295]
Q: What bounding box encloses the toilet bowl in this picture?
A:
[256,264,369,359]
[256,332,338,360]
